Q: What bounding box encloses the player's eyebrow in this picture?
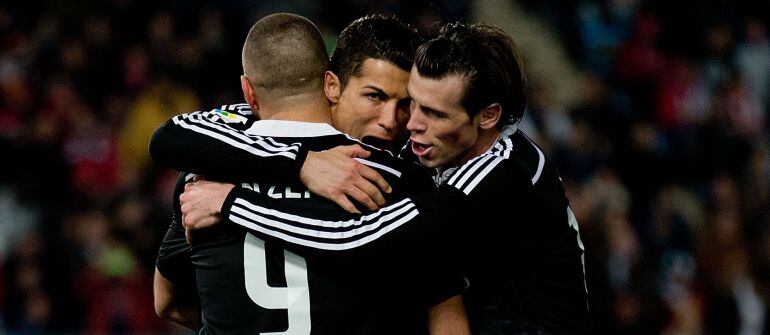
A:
[362,85,389,97]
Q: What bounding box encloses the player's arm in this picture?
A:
[149,110,390,210]
[154,173,201,329]
[182,153,514,257]
[428,295,471,335]
[149,110,307,182]
[153,268,201,329]
[180,180,464,262]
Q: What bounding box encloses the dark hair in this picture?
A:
[242,13,329,98]
[330,15,422,89]
[414,22,527,128]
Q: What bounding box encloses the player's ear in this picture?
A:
[241,75,260,111]
[324,71,341,104]
[478,103,501,130]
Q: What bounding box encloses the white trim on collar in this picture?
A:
[244,120,341,137]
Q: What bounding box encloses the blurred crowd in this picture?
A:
[519,0,770,333]
[0,0,767,334]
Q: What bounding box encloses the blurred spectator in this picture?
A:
[735,19,769,116]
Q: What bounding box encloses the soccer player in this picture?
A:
[152,14,469,334]
[180,22,593,334]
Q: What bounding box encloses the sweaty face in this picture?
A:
[331,59,411,149]
[406,67,482,169]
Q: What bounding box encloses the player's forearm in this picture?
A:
[428,295,471,335]
[218,186,461,259]
[161,305,202,330]
[154,268,202,330]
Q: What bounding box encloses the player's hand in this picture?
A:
[180,180,235,230]
[300,145,391,213]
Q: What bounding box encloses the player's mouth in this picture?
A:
[362,136,391,149]
[411,139,433,157]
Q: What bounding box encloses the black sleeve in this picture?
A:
[220,182,467,258]
[156,173,195,282]
[148,110,309,182]
[218,152,516,257]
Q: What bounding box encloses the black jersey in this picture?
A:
[204,124,593,334]
[152,104,462,335]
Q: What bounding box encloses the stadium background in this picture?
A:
[0,0,768,333]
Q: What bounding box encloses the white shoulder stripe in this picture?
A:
[462,156,504,194]
[172,116,298,159]
[530,141,545,185]
[354,158,402,178]
[447,154,486,185]
[185,113,299,152]
[233,197,413,230]
[230,202,415,239]
[227,197,420,250]
[178,112,301,153]
[229,209,419,250]
[452,155,494,190]
[503,138,513,159]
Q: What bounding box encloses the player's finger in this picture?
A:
[352,175,386,207]
[357,164,391,195]
[344,184,378,211]
[335,145,370,158]
[333,194,361,214]
[183,211,195,228]
[186,210,206,230]
[195,216,217,230]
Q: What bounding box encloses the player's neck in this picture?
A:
[260,92,332,124]
[266,108,331,123]
[448,127,502,168]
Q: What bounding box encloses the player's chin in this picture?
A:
[361,135,392,150]
[417,155,441,169]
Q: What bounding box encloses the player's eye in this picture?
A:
[424,108,447,119]
[365,92,385,101]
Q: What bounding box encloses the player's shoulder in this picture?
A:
[445,127,545,195]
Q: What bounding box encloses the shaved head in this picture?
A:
[242,13,329,99]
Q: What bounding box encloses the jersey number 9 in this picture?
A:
[244,233,312,334]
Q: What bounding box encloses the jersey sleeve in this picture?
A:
[220,181,467,255]
[149,109,309,182]
[156,173,195,282]
[218,151,519,255]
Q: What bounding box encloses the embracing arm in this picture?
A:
[149,110,308,182]
[181,179,464,260]
[182,152,517,259]
[149,110,390,210]
[428,295,471,335]
[153,268,201,329]
[154,173,201,329]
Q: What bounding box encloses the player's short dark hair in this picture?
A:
[242,13,329,98]
[330,15,422,89]
[414,22,527,128]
